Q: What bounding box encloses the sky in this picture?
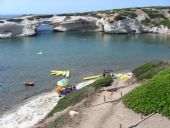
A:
[0,0,169,14]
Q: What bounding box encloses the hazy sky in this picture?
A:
[0,0,169,14]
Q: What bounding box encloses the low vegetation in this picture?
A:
[48,77,113,117]
[132,61,169,81]
[123,67,170,118]
[159,19,170,28]
[123,61,170,118]
[141,18,151,26]
[114,11,137,21]
[114,15,126,21]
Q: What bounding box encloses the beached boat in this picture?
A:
[83,75,102,80]
[66,70,70,77]
[50,70,66,76]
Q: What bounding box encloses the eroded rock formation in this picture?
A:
[0,7,169,38]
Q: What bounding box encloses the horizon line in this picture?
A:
[0,5,169,15]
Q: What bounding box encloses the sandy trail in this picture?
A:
[67,79,170,128]
[0,80,95,128]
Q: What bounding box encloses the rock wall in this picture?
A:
[0,9,169,38]
[100,19,148,33]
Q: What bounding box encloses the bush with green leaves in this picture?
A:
[159,19,170,28]
[132,61,169,81]
[141,18,151,26]
[48,77,113,117]
[121,11,137,19]
[123,67,170,118]
[148,13,166,19]
[114,15,126,21]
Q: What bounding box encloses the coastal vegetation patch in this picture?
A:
[132,61,169,81]
[123,64,170,118]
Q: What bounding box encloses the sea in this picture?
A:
[0,15,170,115]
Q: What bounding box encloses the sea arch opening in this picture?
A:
[36,23,54,33]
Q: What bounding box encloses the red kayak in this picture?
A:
[25,81,34,87]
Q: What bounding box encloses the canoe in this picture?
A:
[66,70,70,77]
[50,70,67,76]
[51,70,64,73]
[62,71,67,76]
[50,72,63,76]
[83,75,102,80]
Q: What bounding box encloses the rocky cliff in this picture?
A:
[0,6,170,38]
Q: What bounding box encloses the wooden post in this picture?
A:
[120,92,123,99]
[104,95,106,103]
[84,101,87,107]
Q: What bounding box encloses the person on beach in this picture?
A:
[103,70,106,77]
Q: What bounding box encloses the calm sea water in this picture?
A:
[0,27,170,114]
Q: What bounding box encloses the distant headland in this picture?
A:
[0,6,170,38]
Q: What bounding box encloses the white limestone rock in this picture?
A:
[0,19,37,38]
[150,25,169,33]
[52,16,100,31]
[102,19,146,33]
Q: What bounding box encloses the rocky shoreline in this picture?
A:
[0,7,170,38]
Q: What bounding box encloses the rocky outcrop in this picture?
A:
[0,16,101,38]
[100,19,148,33]
[150,25,169,33]
[0,7,169,38]
[51,16,100,31]
[0,19,37,38]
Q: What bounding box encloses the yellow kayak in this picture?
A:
[51,70,64,73]
[83,75,102,80]
[50,72,63,76]
[50,70,69,77]
[66,70,70,77]
[114,73,130,79]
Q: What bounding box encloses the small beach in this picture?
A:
[0,80,95,128]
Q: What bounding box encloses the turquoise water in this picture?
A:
[0,31,170,114]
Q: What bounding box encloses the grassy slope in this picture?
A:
[132,61,169,80]
[123,61,170,118]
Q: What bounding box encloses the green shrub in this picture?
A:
[114,15,126,21]
[141,18,151,26]
[148,13,166,19]
[114,11,137,21]
[123,67,170,118]
[91,77,113,90]
[121,11,137,18]
[159,19,170,28]
[48,77,113,117]
[132,61,168,80]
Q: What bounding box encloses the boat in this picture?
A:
[50,70,67,76]
[83,75,102,80]
[114,73,130,79]
[25,81,34,87]
[66,70,70,77]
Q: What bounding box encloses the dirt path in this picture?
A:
[65,79,170,128]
